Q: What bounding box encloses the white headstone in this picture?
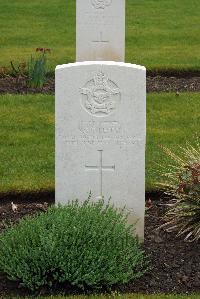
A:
[76,0,125,62]
[55,61,146,239]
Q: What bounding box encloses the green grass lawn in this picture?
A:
[0,94,54,193]
[8,294,200,299]
[146,92,200,190]
[0,92,199,194]
[0,0,199,72]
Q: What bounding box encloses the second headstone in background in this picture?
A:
[76,0,125,62]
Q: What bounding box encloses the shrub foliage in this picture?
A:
[158,142,200,242]
[0,199,148,291]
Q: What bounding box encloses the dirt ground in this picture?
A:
[0,194,199,297]
[0,74,200,94]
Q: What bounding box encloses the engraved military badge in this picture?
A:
[80,72,121,117]
[91,0,112,9]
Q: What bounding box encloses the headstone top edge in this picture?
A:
[55,61,146,72]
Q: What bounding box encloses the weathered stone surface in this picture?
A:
[55,61,146,239]
[76,0,125,62]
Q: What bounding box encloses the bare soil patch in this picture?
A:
[0,75,200,94]
[147,76,200,93]
[0,195,199,296]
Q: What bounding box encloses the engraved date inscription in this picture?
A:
[63,135,142,146]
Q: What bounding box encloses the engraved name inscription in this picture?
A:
[78,14,117,26]
[79,121,121,134]
[57,119,143,147]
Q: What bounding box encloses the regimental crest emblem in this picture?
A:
[91,0,112,9]
[80,72,121,117]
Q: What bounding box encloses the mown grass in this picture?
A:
[0,93,199,194]
[0,94,54,193]
[146,92,200,190]
[0,0,199,72]
[6,294,200,299]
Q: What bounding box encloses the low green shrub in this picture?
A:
[158,141,200,242]
[0,198,148,291]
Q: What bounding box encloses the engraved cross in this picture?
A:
[92,31,109,43]
[85,150,115,198]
